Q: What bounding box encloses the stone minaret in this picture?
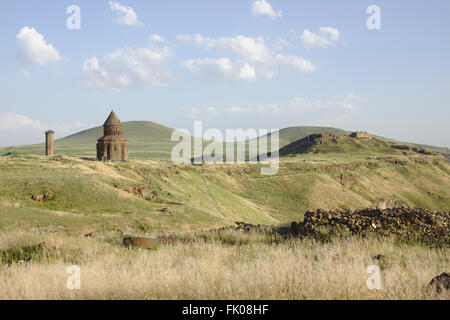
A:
[45,130,54,156]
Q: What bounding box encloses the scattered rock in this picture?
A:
[31,193,53,201]
[213,221,274,233]
[119,184,157,201]
[123,237,160,250]
[428,272,450,294]
[31,195,43,201]
[43,193,53,200]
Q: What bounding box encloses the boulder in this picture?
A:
[428,272,449,294]
[123,237,160,250]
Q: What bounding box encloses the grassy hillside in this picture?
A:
[273,126,349,148]
[280,134,416,156]
[0,151,448,234]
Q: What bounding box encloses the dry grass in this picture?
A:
[0,230,448,300]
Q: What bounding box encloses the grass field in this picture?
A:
[0,229,448,299]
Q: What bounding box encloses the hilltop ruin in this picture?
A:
[350,131,372,139]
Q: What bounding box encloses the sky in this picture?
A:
[0,0,449,147]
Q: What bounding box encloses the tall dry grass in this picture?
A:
[0,230,448,299]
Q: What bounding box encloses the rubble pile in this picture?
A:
[119,184,158,200]
[290,207,449,245]
[213,221,275,233]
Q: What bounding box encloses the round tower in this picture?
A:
[45,130,54,156]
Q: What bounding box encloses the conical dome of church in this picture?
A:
[103,110,122,126]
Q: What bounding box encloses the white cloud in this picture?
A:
[21,69,30,78]
[301,27,340,48]
[289,93,360,111]
[16,26,62,66]
[228,104,280,115]
[186,106,218,119]
[177,34,206,46]
[238,63,256,81]
[225,93,360,118]
[182,58,232,81]
[228,106,250,114]
[274,38,292,51]
[257,103,281,115]
[275,54,316,73]
[178,34,315,82]
[0,112,41,131]
[149,34,165,43]
[251,0,282,20]
[178,34,272,63]
[81,42,174,90]
[109,1,144,27]
[181,58,257,82]
[206,106,218,116]
[0,112,94,146]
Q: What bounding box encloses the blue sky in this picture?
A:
[0,0,449,147]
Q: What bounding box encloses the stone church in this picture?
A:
[96,111,129,161]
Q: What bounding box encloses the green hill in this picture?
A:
[280,133,413,157]
[274,126,349,148]
[0,124,352,160]
[1,122,448,160]
[266,126,449,157]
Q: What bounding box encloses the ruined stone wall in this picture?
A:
[350,131,372,139]
[289,207,449,244]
